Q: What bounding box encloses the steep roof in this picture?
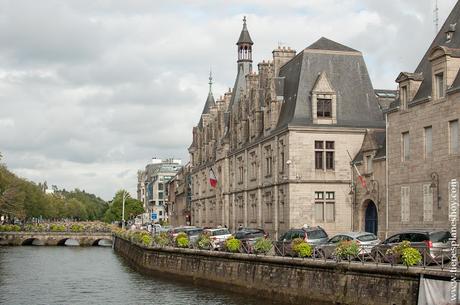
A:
[237,17,253,45]
[306,37,359,53]
[353,130,386,163]
[410,1,460,102]
[276,37,384,129]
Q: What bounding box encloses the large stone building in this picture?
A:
[166,163,192,227]
[188,18,385,238]
[137,158,182,223]
[383,2,460,236]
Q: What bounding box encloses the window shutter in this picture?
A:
[423,184,433,222]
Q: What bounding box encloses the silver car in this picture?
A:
[316,232,380,259]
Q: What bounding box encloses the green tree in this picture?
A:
[103,190,143,223]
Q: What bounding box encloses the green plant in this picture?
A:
[197,233,212,250]
[0,224,21,232]
[153,232,171,247]
[140,234,153,246]
[334,241,360,260]
[401,247,422,267]
[292,238,313,257]
[176,234,189,248]
[50,224,66,232]
[253,237,273,254]
[70,224,84,232]
[386,240,411,256]
[225,236,241,253]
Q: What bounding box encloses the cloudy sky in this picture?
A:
[0,0,456,200]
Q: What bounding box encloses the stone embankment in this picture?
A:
[113,236,442,305]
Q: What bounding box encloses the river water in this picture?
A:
[0,247,285,305]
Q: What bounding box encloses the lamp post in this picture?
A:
[122,191,129,229]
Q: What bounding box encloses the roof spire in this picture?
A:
[237,15,253,45]
[208,68,213,94]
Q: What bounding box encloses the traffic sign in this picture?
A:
[151,212,157,220]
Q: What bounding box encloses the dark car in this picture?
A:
[234,228,268,253]
[275,226,328,256]
[371,229,452,264]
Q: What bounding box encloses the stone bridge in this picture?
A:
[0,231,113,246]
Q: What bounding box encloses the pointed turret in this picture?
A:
[237,16,253,64]
[201,70,215,115]
[237,16,254,45]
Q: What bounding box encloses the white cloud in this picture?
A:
[0,0,457,200]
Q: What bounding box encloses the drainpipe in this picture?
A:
[350,162,354,231]
[385,112,389,239]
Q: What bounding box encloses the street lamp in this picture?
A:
[122,191,130,229]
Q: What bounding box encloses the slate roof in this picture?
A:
[237,18,253,45]
[396,1,460,105]
[306,37,358,52]
[276,37,384,129]
[353,130,386,163]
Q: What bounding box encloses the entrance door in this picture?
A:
[365,201,378,235]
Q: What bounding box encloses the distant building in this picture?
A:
[137,158,182,223]
[188,18,385,238]
[166,163,192,227]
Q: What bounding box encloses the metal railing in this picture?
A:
[143,237,459,271]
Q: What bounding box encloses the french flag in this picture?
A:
[209,168,218,188]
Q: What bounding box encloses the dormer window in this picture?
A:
[311,72,337,124]
[435,72,445,99]
[317,98,332,118]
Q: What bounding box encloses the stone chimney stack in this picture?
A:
[272,46,296,76]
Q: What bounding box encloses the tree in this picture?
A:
[103,190,144,223]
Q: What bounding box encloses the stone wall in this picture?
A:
[114,236,421,305]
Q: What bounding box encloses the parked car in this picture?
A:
[182,227,204,244]
[233,228,268,253]
[275,226,328,256]
[315,232,380,259]
[204,228,232,249]
[170,226,197,238]
[371,229,452,264]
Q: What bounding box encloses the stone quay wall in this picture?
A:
[113,236,427,305]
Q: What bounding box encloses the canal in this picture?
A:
[0,247,284,305]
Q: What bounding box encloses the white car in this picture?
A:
[204,228,232,249]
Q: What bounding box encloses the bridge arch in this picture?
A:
[92,238,113,246]
[57,238,80,246]
[22,238,45,246]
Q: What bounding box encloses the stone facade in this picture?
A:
[166,163,191,227]
[351,130,387,239]
[188,19,384,238]
[384,3,460,236]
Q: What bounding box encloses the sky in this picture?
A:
[0,0,457,200]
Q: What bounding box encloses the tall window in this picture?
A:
[264,192,272,223]
[317,99,332,118]
[435,72,445,99]
[315,141,335,170]
[401,85,408,109]
[424,126,432,158]
[402,132,410,161]
[450,120,459,154]
[250,152,256,179]
[265,146,272,176]
[279,140,285,173]
[279,189,285,223]
[314,191,335,222]
[238,157,244,183]
[250,194,257,222]
[366,155,373,173]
